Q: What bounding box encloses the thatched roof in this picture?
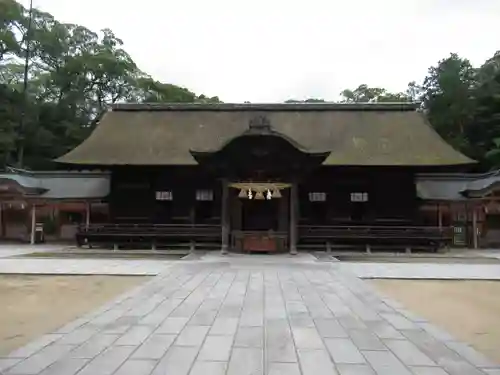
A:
[56,103,474,166]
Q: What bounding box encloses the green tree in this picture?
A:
[406,81,423,102]
[0,0,22,62]
[0,0,220,169]
[468,51,500,168]
[339,84,413,103]
[340,84,385,103]
[0,84,22,165]
[420,53,477,153]
[196,94,221,103]
[285,98,325,103]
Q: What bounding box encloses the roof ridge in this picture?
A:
[111,102,420,112]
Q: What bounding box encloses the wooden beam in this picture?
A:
[221,178,229,254]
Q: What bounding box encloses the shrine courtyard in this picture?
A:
[0,250,499,375]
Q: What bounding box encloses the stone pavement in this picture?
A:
[0,245,62,259]
[338,262,500,280]
[0,244,172,275]
[0,258,171,275]
[468,250,500,261]
[1,255,499,375]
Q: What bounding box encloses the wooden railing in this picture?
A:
[75,223,452,251]
[298,225,452,250]
[76,223,221,249]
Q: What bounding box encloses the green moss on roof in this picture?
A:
[57,104,474,166]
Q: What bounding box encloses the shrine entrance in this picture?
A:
[189,114,330,253]
[242,199,278,231]
[228,182,290,252]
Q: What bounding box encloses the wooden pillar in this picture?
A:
[464,201,470,248]
[232,195,242,231]
[437,203,442,229]
[278,190,288,232]
[189,205,196,253]
[0,203,3,238]
[221,179,229,254]
[278,190,289,252]
[51,205,61,239]
[85,202,91,229]
[472,205,478,249]
[30,204,36,245]
[289,182,298,255]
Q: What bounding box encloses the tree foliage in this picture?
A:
[285,98,325,103]
[339,84,414,103]
[468,52,500,167]
[0,0,219,169]
[420,54,476,153]
[339,52,500,170]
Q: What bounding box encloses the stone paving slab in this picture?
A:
[0,256,499,375]
[338,262,500,279]
[468,250,500,261]
[0,258,171,275]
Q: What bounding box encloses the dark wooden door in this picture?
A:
[241,199,279,231]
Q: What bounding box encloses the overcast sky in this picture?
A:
[19,0,500,102]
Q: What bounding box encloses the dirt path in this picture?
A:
[0,275,148,355]
[372,279,500,363]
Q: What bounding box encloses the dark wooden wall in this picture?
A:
[299,167,419,225]
[110,166,220,224]
[110,165,421,226]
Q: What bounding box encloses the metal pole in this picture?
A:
[17,0,34,168]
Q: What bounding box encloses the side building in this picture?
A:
[0,168,109,243]
[417,170,500,248]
